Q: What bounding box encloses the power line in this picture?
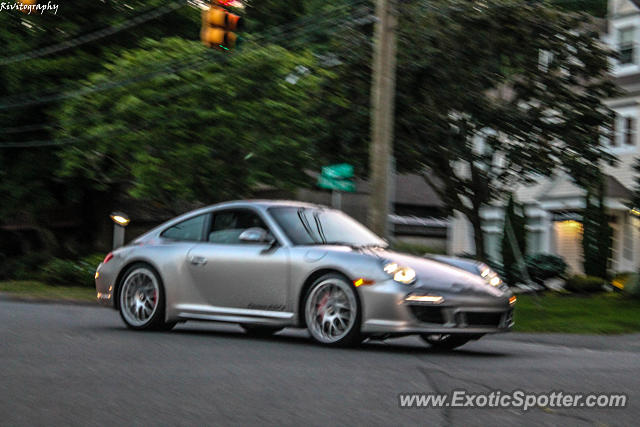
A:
[0,1,369,112]
[0,6,373,148]
[0,0,192,67]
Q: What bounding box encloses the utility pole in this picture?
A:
[368,0,398,239]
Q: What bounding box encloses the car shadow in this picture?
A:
[97,323,511,357]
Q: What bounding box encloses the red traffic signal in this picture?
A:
[200,7,244,50]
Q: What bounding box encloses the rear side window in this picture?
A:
[207,209,272,244]
[161,214,206,241]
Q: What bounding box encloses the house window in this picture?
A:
[625,116,636,145]
[619,27,635,64]
[526,231,543,255]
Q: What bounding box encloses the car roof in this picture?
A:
[133,200,331,244]
[204,199,329,210]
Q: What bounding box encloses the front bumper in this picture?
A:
[94,259,120,308]
[358,279,515,335]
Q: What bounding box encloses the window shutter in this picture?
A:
[611,116,617,146]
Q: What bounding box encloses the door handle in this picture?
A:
[189,256,207,266]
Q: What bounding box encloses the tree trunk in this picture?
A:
[470,213,487,262]
[469,162,489,261]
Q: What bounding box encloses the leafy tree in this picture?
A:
[501,194,527,285]
[547,0,607,17]
[0,1,199,249]
[582,173,612,279]
[54,38,328,213]
[392,0,617,260]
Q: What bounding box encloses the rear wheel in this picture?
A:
[118,263,174,331]
[304,273,361,346]
[420,334,481,350]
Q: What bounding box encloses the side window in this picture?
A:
[207,209,272,244]
[161,214,206,241]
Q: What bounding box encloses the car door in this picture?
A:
[186,208,289,312]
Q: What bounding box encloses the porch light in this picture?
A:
[110,211,130,249]
[110,212,130,227]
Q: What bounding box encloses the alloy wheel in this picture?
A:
[120,267,160,327]
[305,278,357,344]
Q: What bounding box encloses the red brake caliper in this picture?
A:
[316,292,329,319]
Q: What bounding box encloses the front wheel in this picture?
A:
[304,273,361,346]
[118,263,173,331]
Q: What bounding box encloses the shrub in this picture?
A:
[612,272,640,298]
[564,275,605,294]
[0,253,52,281]
[40,253,105,287]
[525,253,567,285]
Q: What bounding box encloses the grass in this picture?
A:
[514,292,640,334]
[0,281,95,303]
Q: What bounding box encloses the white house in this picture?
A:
[448,0,640,274]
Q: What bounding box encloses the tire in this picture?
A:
[304,273,361,346]
[241,324,283,337]
[118,262,174,331]
[420,334,481,350]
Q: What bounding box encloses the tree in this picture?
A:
[582,173,612,279]
[0,1,199,250]
[501,194,527,285]
[54,38,328,213]
[392,0,617,260]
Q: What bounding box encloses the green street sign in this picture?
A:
[321,163,354,179]
[317,175,356,192]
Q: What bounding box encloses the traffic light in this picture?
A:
[18,0,37,14]
[200,4,243,51]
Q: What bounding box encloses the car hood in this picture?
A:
[361,248,504,297]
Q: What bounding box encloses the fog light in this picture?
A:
[405,295,444,304]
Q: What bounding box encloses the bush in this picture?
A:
[40,253,105,287]
[564,275,605,294]
[0,253,52,281]
[525,253,567,285]
[612,272,640,298]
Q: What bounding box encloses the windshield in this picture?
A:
[269,206,387,248]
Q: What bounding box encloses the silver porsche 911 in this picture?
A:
[95,200,515,349]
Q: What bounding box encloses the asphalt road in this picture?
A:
[1,300,638,426]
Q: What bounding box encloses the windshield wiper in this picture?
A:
[313,212,327,243]
[297,208,321,244]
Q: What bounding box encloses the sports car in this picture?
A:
[95,200,515,348]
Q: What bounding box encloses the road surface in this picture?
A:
[0,299,638,426]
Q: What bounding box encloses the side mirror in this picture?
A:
[239,227,272,244]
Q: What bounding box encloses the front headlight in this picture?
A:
[383,262,416,284]
[478,263,503,287]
